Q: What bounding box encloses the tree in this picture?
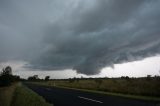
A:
[121,76,130,80]
[1,66,12,76]
[45,76,50,81]
[0,66,13,86]
[146,75,151,80]
[28,75,39,81]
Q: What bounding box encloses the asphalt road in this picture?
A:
[25,83,159,106]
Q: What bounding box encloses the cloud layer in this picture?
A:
[0,0,160,75]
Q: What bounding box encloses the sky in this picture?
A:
[0,0,160,79]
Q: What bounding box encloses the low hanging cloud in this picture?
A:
[0,0,160,75]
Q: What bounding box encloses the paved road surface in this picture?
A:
[25,83,159,106]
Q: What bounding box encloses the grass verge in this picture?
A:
[11,83,53,106]
[0,83,17,106]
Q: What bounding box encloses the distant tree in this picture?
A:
[45,76,50,81]
[146,75,151,80]
[154,75,160,80]
[121,76,130,80]
[28,75,39,81]
[33,75,39,79]
[28,76,33,80]
[147,75,151,78]
[1,66,12,76]
[125,76,130,80]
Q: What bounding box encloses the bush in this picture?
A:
[0,75,13,86]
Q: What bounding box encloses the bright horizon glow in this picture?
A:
[0,55,160,79]
[101,55,160,78]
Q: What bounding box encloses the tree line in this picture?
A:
[27,75,50,81]
[0,66,51,87]
[0,66,20,86]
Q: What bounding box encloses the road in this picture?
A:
[25,83,159,106]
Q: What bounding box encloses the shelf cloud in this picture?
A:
[0,0,160,75]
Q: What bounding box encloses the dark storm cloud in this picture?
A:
[0,0,160,75]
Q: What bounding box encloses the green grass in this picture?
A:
[0,83,17,106]
[11,84,53,106]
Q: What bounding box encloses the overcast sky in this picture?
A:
[0,0,160,78]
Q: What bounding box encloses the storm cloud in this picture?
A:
[0,0,160,75]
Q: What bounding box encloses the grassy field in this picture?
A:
[54,78,160,96]
[0,82,52,106]
[0,83,17,106]
[29,77,160,101]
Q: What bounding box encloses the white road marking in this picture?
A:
[78,96,103,103]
